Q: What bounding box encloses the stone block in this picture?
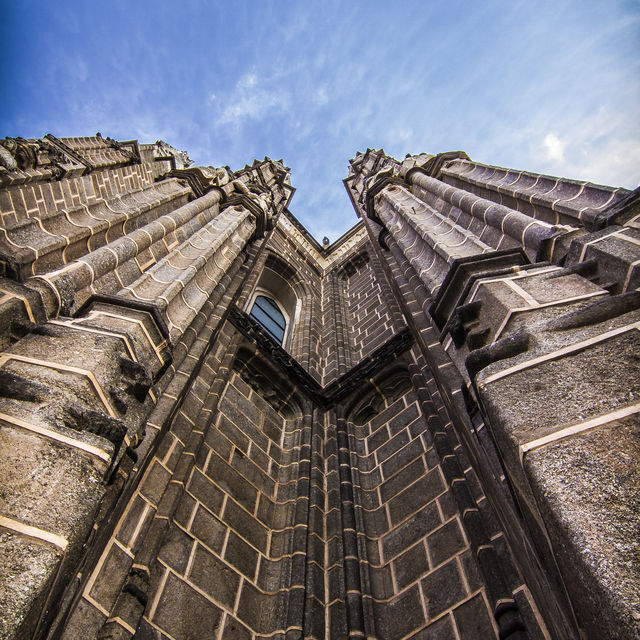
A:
[152,572,224,640]
[88,543,133,611]
[224,530,259,580]
[524,418,640,640]
[373,585,425,640]
[452,593,497,639]
[190,504,226,553]
[382,502,441,562]
[188,544,240,609]
[393,542,429,591]
[420,559,467,619]
[222,498,268,552]
[157,524,193,575]
[187,468,224,515]
[0,530,61,640]
[426,518,466,568]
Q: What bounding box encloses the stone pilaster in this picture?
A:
[351,150,640,639]
[0,301,168,639]
[467,288,640,640]
[24,186,225,318]
[117,202,256,344]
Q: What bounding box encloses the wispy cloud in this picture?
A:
[212,72,290,129]
[1,0,638,241]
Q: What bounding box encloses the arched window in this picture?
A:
[250,294,287,346]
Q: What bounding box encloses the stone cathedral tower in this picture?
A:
[0,134,638,640]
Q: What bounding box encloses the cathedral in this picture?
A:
[0,133,638,640]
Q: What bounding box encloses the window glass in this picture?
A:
[250,295,286,345]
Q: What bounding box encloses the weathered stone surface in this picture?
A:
[525,418,640,640]
[1,135,636,640]
[0,530,61,640]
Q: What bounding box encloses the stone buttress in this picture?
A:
[0,134,638,640]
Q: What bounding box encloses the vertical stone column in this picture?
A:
[335,409,366,639]
[406,169,571,261]
[366,151,640,639]
[302,406,327,640]
[330,270,352,376]
[0,173,275,639]
[372,182,490,296]
[0,301,168,640]
[25,187,225,318]
[459,276,640,640]
[324,408,349,638]
[439,156,635,229]
[117,202,256,344]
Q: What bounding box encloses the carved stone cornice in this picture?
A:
[44,134,94,171]
[405,150,470,182]
[161,166,229,199]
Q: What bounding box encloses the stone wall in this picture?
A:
[0,134,637,640]
[346,148,639,639]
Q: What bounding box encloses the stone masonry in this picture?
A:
[0,134,638,640]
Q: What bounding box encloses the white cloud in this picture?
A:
[543,133,565,162]
[313,86,329,106]
[238,73,258,89]
[213,73,290,129]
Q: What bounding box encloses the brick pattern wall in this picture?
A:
[344,255,404,364]
[141,367,309,640]
[58,271,252,638]
[338,373,501,640]
[0,161,170,229]
[349,149,640,639]
[0,145,294,639]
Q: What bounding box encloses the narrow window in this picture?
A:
[250,295,286,346]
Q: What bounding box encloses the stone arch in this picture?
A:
[248,252,316,369]
[346,366,413,425]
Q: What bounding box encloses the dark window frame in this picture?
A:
[249,294,287,345]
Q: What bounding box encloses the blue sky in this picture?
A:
[1,1,639,241]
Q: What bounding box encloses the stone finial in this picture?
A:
[0,141,18,170]
[153,140,193,169]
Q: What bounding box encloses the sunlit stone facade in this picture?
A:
[0,135,638,639]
